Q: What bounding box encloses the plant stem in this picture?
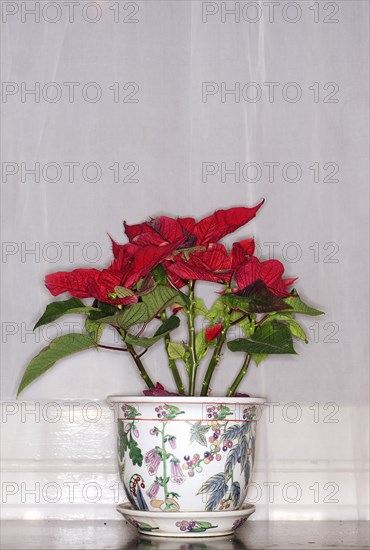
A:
[187,281,197,396]
[226,354,252,397]
[200,330,227,396]
[126,343,155,389]
[200,298,231,396]
[97,344,128,352]
[161,311,185,395]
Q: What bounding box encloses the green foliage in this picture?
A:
[251,353,268,366]
[206,298,226,323]
[270,313,308,342]
[100,302,148,328]
[17,334,97,396]
[222,279,290,313]
[195,331,208,361]
[34,298,97,329]
[124,317,180,349]
[193,298,208,317]
[114,287,135,298]
[153,315,180,337]
[142,285,188,319]
[167,342,187,360]
[283,290,324,316]
[85,318,104,343]
[228,321,297,355]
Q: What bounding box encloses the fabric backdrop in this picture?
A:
[1,0,369,520]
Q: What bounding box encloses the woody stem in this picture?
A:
[187,281,198,396]
[126,343,155,389]
[226,354,252,397]
[161,311,185,394]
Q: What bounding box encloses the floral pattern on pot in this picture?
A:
[232,517,248,530]
[142,404,185,511]
[127,474,148,510]
[126,517,159,532]
[175,520,218,533]
[112,398,261,513]
[192,417,256,511]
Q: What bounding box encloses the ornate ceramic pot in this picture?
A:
[107,396,265,514]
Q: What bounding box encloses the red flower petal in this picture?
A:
[178,217,196,234]
[167,260,222,283]
[148,216,189,244]
[206,323,223,342]
[231,239,255,269]
[167,244,231,283]
[125,217,190,248]
[192,200,264,246]
[234,257,295,297]
[124,221,154,242]
[45,269,100,298]
[86,269,138,305]
[123,242,180,287]
[234,257,261,290]
[143,382,179,396]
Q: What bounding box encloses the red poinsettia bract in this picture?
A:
[234,256,296,297]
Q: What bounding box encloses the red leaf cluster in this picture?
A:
[44,201,295,305]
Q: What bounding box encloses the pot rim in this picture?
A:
[117,501,255,518]
[107,395,266,405]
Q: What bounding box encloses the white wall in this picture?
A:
[1,0,369,519]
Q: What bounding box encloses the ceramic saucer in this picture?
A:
[116,502,256,537]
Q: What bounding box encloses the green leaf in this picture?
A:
[222,279,291,313]
[142,285,188,319]
[288,320,308,342]
[88,301,116,321]
[129,438,143,466]
[206,298,226,323]
[151,264,167,285]
[118,303,150,327]
[124,333,161,348]
[96,301,116,315]
[124,316,180,349]
[193,298,208,317]
[85,318,104,343]
[100,302,149,328]
[227,321,297,355]
[195,331,208,361]
[17,334,97,396]
[230,311,253,335]
[269,313,308,342]
[167,342,187,360]
[153,315,180,337]
[114,286,135,298]
[34,298,97,330]
[251,353,268,366]
[283,290,324,316]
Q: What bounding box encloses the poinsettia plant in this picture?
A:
[17,201,323,397]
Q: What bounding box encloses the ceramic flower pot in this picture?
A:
[108,396,265,514]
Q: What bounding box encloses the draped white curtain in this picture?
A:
[1,0,368,520]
